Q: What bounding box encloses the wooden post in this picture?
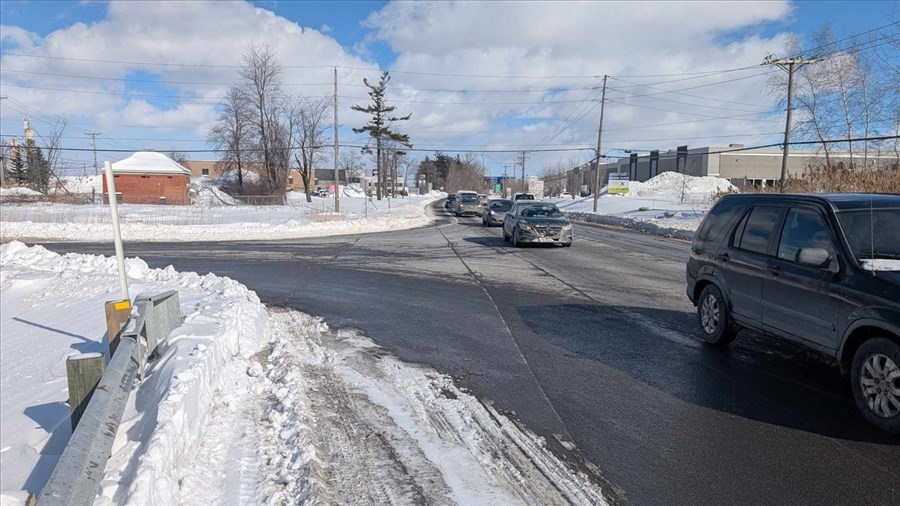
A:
[66,353,106,431]
[104,299,131,356]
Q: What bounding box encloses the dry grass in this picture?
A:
[739,166,900,194]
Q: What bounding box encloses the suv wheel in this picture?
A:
[696,284,736,345]
[851,338,900,434]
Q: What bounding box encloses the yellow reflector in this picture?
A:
[114,301,131,310]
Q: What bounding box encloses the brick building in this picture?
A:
[182,160,312,193]
[104,151,191,205]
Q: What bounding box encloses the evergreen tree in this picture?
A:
[25,139,50,193]
[351,72,412,200]
[9,145,27,184]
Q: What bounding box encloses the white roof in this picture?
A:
[111,151,191,176]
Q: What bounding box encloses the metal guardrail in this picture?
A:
[38,290,182,506]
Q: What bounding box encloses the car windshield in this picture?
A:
[519,204,563,218]
[836,208,900,264]
[490,201,512,212]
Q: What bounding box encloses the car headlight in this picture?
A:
[562,223,573,231]
[489,210,496,215]
[519,222,534,232]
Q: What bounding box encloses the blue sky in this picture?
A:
[0,1,897,175]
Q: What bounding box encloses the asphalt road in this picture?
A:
[40,202,899,505]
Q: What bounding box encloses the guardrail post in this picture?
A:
[66,353,106,431]
[104,299,131,356]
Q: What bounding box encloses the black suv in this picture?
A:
[686,193,900,433]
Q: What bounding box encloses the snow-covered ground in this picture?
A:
[0,192,443,243]
[544,172,735,239]
[0,244,607,505]
[0,242,266,504]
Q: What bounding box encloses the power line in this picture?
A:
[5,136,894,156]
[0,69,601,94]
[608,87,772,113]
[606,100,782,121]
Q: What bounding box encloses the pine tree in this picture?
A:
[351,72,412,200]
[25,139,49,193]
[9,145,27,184]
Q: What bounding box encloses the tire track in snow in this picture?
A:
[259,309,608,505]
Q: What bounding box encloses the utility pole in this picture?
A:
[333,67,340,213]
[86,132,101,176]
[520,151,529,194]
[763,56,816,192]
[592,75,608,212]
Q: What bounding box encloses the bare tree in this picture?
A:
[167,148,190,168]
[351,71,412,200]
[768,23,899,170]
[239,43,287,194]
[208,86,254,187]
[292,97,331,202]
[340,149,364,188]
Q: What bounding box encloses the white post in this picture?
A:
[104,161,129,301]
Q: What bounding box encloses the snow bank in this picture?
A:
[627,171,735,203]
[0,197,438,242]
[0,242,266,504]
[566,211,697,241]
[541,172,732,238]
[0,187,42,197]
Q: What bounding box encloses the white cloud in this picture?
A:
[0,0,377,158]
[1,0,799,173]
[360,1,795,169]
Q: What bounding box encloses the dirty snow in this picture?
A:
[0,194,438,243]
[1,243,607,505]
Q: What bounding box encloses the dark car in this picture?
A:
[502,201,573,247]
[685,193,900,433]
[443,195,458,210]
[513,193,536,200]
[482,198,513,226]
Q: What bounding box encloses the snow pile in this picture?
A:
[0,197,438,242]
[540,172,733,237]
[627,171,735,203]
[57,175,102,194]
[342,184,365,198]
[0,242,266,504]
[192,185,239,206]
[0,187,42,197]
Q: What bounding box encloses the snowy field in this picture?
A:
[0,190,442,243]
[0,243,607,505]
[544,172,735,239]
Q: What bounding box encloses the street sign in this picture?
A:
[527,179,544,198]
[608,172,630,195]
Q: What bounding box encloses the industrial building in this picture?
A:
[545,144,898,195]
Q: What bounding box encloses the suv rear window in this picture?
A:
[697,197,747,242]
[734,205,781,254]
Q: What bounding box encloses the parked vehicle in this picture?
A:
[685,193,900,433]
[455,192,482,216]
[502,202,573,247]
[513,193,536,200]
[482,199,513,226]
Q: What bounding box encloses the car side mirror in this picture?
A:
[797,247,831,268]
